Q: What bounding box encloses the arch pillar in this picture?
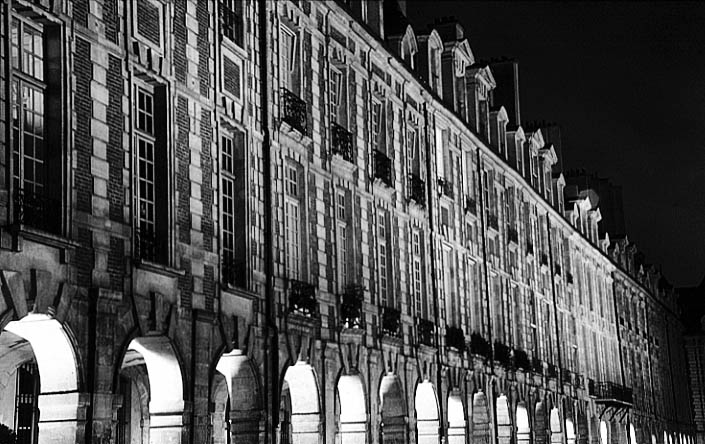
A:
[379,374,407,444]
[472,392,491,444]
[496,395,512,444]
[550,408,563,444]
[215,350,263,444]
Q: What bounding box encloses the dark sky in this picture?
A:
[407,1,705,287]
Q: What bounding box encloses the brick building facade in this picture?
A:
[0,1,695,444]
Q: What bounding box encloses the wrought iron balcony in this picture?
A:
[437,177,454,199]
[540,253,549,266]
[513,348,531,371]
[546,362,558,378]
[134,226,166,264]
[331,123,354,163]
[408,174,426,207]
[417,318,435,347]
[470,332,491,359]
[289,280,318,317]
[13,189,61,234]
[507,227,519,244]
[464,196,477,215]
[531,357,544,374]
[561,368,573,383]
[281,88,307,135]
[445,325,465,352]
[340,284,365,329]
[373,150,393,187]
[380,306,401,337]
[567,272,574,284]
[487,213,499,231]
[494,341,512,367]
[590,381,633,405]
[222,252,245,287]
[574,374,583,389]
[526,242,535,255]
[554,263,562,276]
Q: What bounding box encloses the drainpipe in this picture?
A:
[257,1,277,443]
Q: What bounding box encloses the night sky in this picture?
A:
[408,1,705,287]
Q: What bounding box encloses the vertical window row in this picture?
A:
[284,165,302,280]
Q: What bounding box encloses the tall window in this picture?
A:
[377,211,389,306]
[412,230,423,316]
[14,363,40,444]
[329,68,344,125]
[280,27,300,95]
[429,46,441,93]
[219,0,244,46]
[336,192,349,289]
[221,132,246,287]
[10,16,62,233]
[406,125,420,175]
[284,165,302,280]
[371,99,384,152]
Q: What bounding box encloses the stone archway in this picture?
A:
[472,392,491,444]
[446,391,466,444]
[337,373,367,444]
[414,381,440,444]
[601,421,610,444]
[496,395,512,444]
[516,402,531,444]
[566,417,576,444]
[629,424,637,444]
[0,313,83,444]
[117,336,185,444]
[213,350,262,444]
[379,373,406,444]
[280,362,320,444]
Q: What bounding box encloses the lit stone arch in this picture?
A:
[496,395,512,444]
[601,421,609,444]
[447,391,466,444]
[117,336,185,444]
[550,407,563,444]
[0,313,83,444]
[472,392,491,444]
[516,402,531,444]
[565,417,576,444]
[337,373,367,444]
[214,350,262,444]
[280,362,321,444]
[380,373,407,443]
[629,424,637,444]
[651,432,657,444]
[414,381,440,444]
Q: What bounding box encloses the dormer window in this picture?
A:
[429,46,441,93]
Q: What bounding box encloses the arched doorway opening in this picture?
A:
[213,350,261,444]
[629,424,637,444]
[0,314,82,444]
[496,395,512,444]
[472,392,491,444]
[446,391,466,444]
[550,407,563,444]
[337,373,367,444]
[414,381,440,444]
[516,403,531,444]
[280,362,320,444]
[566,418,576,444]
[379,374,406,444]
[117,336,185,444]
[600,421,609,444]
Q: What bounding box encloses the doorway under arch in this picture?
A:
[446,391,466,444]
[414,381,440,444]
[472,392,491,444]
[496,395,512,444]
[379,374,406,444]
[337,373,367,444]
[516,403,531,444]
[0,314,82,444]
[280,362,321,444]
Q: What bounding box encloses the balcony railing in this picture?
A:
[531,357,544,374]
[540,253,549,266]
[590,382,633,405]
[331,123,354,162]
[513,348,531,371]
[417,318,435,347]
[464,196,477,215]
[437,177,454,199]
[561,368,573,384]
[281,88,307,135]
[567,272,574,284]
[470,332,491,359]
[554,263,562,276]
[526,242,535,255]
[494,341,512,367]
[487,213,499,231]
[289,280,318,317]
[408,174,426,207]
[134,226,166,264]
[445,326,465,352]
[340,284,364,329]
[507,227,519,244]
[374,150,393,187]
[546,362,558,378]
[574,374,583,389]
[380,306,401,337]
[222,252,245,287]
[13,189,61,234]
